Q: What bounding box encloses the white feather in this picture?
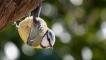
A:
[41,35,49,47]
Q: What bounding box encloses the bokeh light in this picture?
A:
[63,54,75,60]
[70,21,88,36]
[96,21,106,40]
[41,2,58,18]
[58,0,67,4]
[100,21,106,38]
[52,22,64,36]
[81,47,93,60]
[22,44,35,56]
[70,0,83,6]
[0,0,106,60]
[59,32,71,43]
[52,22,71,43]
[74,8,85,19]
[4,42,20,60]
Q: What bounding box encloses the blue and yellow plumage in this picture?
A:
[14,3,55,49]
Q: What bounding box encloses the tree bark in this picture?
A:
[0,0,43,31]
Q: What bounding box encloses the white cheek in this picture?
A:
[41,35,49,47]
[51,40,55,46]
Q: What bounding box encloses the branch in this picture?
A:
[0,0,44,31]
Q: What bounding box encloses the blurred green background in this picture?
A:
[1,0,106,60]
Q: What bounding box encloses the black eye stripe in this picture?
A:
[47,31,52,47]
[48,31,54,40]
[40,30,52,48]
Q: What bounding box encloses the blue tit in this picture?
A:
[14,3,55,49]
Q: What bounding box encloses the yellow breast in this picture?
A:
[17,16,46,48]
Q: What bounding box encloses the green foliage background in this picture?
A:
[1,0,106,60]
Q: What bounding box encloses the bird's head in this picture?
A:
[40,29,55,49]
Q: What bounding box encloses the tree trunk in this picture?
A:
[0,0,43,31]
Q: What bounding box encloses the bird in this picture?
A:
[14,3,55,49]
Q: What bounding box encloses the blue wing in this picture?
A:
[27,3,42,46]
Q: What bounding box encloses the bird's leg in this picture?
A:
[13,21,19,28]
[26,13,31,17]
[33,3,42,22]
